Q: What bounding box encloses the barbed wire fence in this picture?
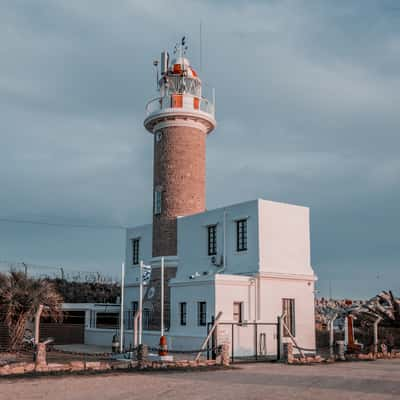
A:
[0,260,119,284]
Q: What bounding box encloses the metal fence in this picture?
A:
[208,320,281,363]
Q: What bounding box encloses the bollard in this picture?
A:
[336,340,345,361]
[159,336,168,356]
[35,343,47,369]
[221,343,230,366]
[283,343,294,364]
[137,344,148,369]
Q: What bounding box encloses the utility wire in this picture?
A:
[0,217,127,230]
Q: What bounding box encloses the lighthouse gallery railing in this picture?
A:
[145,94,215,118]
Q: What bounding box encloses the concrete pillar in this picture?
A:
[137,344,148,369]
[373,317,382,355]
[35,343,47,368]
[283,342,294,364]
[220,343,230,366]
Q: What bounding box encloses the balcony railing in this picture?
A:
[145,94,215,118]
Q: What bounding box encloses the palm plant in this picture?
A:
[0,271,63,351]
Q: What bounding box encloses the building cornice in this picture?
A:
[150,256,179,268]
[169,278,215,288]
[214,273,255,286]
[144,110,216,134]
[258,271,317,282]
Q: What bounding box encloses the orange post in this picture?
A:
[159,335,168,356]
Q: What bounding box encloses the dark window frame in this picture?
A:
[132,238,140,265]
[233,302,243,323]
[198,302,207,326]
[207,225,217,256]
[143,308,152,330]
[179,302,187,326]
[95,312,119,329]
[132,301,138,316]
[154,190,162,215]
[282,298,296,337]
[236,219,248,252]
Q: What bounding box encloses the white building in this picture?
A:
[121,199,316,356]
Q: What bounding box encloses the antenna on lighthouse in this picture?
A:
[199,21,202,73]
[153,59,159,90]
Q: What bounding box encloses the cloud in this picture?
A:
[0,0,399,297]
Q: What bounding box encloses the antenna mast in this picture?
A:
[153,59,159,90]
[199,21,202,73]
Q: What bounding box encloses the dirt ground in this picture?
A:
[1,359,399,400]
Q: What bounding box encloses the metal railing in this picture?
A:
[145,94,215,118]
[207,320,281,363]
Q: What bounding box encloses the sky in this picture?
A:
[0,0,399,298]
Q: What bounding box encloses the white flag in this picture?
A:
[142,265,152,285]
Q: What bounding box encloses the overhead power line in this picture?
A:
[0,217,127,230]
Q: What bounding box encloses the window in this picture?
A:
[154,190,162,215]
[132,238,140,265]
[282,298,296,337]
[207,225,217,255]
[143,308,152,330]
[236,219,248,251]
[198,302,207,326]
[233,302,243,323]
[132,301,138,316]
[95,313,119,329]
[179,302,187,326]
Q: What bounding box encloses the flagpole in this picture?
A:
[119,262,125,353]
[139,260,143,345]
[161,257,164,337]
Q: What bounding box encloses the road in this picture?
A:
[1,359,399,400]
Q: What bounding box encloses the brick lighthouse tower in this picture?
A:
[144,39,216,258]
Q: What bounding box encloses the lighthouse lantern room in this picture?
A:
[144,37,216,135]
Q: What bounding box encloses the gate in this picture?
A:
[207,320,281,363]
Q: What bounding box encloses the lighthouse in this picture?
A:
[144,38,216,258]
[118,39,316,354]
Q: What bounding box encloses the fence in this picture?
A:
[0,321,9,350]
[0,261,118,283]
[208,320,280,363]
[40,323,85,345]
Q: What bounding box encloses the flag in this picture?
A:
[142,264,152,285]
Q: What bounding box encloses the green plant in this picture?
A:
[0,271,63,351]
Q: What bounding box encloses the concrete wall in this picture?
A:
[169,279,215,338]
[258,199,313,275]
[85,327,205,352]
[259,276,316,352]
[125,224,152,299]
[214,274,263,357]
[176,200,259,280]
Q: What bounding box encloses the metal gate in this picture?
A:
[207,320,281,363]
